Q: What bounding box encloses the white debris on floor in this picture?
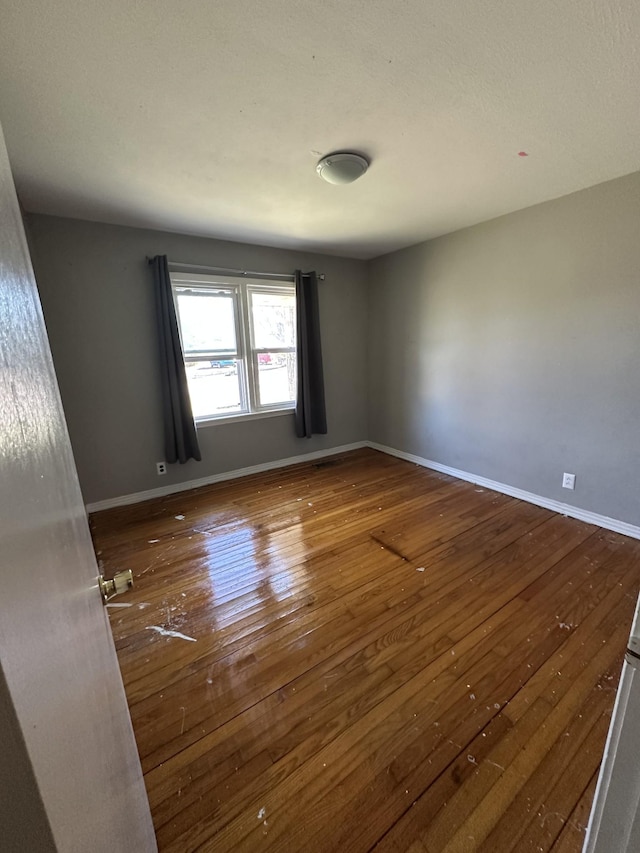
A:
[145,625,197,642]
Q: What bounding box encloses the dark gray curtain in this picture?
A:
[150,255,201,464]
[295,270,327,438]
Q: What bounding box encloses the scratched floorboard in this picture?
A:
[90,448,640,852]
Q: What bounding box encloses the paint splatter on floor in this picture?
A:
[145,625,197,642]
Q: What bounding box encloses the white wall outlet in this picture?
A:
[562,472,576,490]
[156,462,167,476]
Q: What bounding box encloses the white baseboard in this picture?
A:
[367,441,640,541]
[87,438,640,542]
[86,442,368,513]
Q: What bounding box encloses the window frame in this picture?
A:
[170,272,297,425]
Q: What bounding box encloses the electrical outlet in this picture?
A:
[156,462,167,476]
[562,472,576,490]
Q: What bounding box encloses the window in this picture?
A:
[171,273,297,422]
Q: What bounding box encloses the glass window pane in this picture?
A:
[177,292,236,353]
[257,352,296,407]
[185,359,243,418]
[250,291,296,349]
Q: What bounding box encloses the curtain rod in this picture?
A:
[146,257,325,281]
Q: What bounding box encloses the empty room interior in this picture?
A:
[2,1,640,852]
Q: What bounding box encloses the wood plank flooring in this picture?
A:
[90,448,640,852]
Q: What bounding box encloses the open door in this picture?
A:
[0,123,156,850]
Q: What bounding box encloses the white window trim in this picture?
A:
[195,407,294,428]
[170,271,297,423]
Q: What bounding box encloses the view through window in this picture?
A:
[171,274,296,421]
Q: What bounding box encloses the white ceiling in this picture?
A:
[1,0,639,259]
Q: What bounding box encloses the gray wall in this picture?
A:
[28,215,368,505]
[368,171,640,526]
[27,171,640,525]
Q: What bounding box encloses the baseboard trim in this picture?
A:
[367,441,640,541]
[86,442,369,513]
[87,439,640,541]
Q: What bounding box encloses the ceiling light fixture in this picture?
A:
[316,152,369,185]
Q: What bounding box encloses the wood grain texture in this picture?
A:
[91,448,640,852]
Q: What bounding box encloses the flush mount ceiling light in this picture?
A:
[316,152,369,185]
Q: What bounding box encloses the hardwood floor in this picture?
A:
[91,448,640,852]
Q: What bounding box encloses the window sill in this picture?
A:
[195,407,295,428]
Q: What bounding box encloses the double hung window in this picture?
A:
[171,273,297,423]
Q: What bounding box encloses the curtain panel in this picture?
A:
[150,254,201,464]
[295,270,327,438]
